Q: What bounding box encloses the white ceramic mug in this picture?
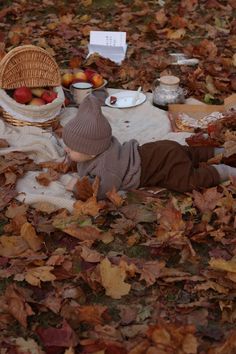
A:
[70,82,93,105]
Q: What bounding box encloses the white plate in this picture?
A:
[105,91,146,108]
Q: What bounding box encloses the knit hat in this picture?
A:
[62,94,112,155]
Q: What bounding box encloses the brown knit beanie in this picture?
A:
[62,94,112,155]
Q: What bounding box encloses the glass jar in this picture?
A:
[152,75,185,111]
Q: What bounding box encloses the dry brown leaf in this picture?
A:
[73,196,106,217]
[193,280,228,294]
[0,236,28,257]
[14,337,44,353]
[36,168,59,186]
[80,245,102,263]
[5,284,34,328]
[25,266,56,287]
[192,188,222,213]
[74,176,94,201]
[166,28,186,39]
[39,160,70,173]
[106,187,125,207]
[155,9,168,28]
[20,222,42,252]
[209,258,236,273]
[77,305,107,325]
[100,258,131,299]
[5,203,28,219]
[63,225,101,241]
[32,201,59,213]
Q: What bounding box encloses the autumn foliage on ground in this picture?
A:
[0,0,236,353]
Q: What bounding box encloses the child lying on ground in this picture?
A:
[62,88,236,200]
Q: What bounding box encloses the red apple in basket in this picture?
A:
[29,98,46,106]
[13,87,32,104]
[41,90,58,103]
[31,87,46,98]
[91,73,104,88]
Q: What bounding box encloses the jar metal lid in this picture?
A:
[160,75,180,85]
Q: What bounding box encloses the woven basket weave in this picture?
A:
[2,110,60,129]
[0,45,64,128]
[0,45,61,89]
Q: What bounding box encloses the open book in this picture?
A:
[88,31,127,64]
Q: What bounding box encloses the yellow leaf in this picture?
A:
[182,333,198,354]
[73,196,106,217]
[0,236,28,257]
[32,201,59,213]
[100,231,114,244]
[209,258,236,273]
[25,266,56,287]
[166,28,186,39]
[6,203,28,219]
[21,223,42,252]
[81,0,92,6]
[100,258,131,299]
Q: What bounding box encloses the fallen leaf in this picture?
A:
[37,320,78,347]
[0,236,28,257]
[36,168,59,186]
[209,258,236,273]
[100,258,131,299]
[5,284,34,328]
[77,304,107,325]
[20,222,42,251]
[106,187,125,207]
[14,337,44,353]
[25,266,56,287]
[73,196,106,217]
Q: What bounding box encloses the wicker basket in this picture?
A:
[2,110,60,129]
[0,45,64,128]
[0,45,61,89]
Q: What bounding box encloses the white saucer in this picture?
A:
[105,91,146,108]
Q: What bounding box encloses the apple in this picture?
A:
[61,72,74,87]
[84,68,97,82]
[91,73,104,88]
[29,98,46,106]
[13,87,32,104]
[72,70,87,83]
[31,87,45,98]
[41,90,58,103]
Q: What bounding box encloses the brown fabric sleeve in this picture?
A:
[138,140,220,193]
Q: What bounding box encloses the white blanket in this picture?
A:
[0,89,193,212]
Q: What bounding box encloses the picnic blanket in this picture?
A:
[0,89,193,212]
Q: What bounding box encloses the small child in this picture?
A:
[62,89,236,200]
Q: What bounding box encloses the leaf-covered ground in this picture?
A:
[0,1,236,353]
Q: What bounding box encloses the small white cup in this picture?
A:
[70,82,93,105]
